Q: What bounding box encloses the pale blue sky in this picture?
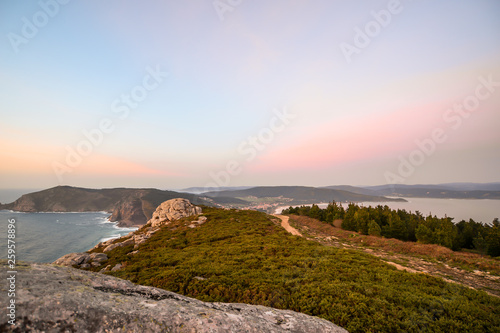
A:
[1,0,499,189]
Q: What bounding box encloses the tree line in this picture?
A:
[282,202,500,256]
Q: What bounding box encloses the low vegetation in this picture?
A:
[282,202,500,256]
[91,207,500,332]
[286,214,500,294]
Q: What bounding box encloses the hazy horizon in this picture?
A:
[1,1,499,190]
[2,180,500,193]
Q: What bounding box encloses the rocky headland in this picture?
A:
[0,186,210,227]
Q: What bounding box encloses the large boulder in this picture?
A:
[0,261,348,333]
[149,198,202,227]
[53,252,108,268]
[52,252,91,266]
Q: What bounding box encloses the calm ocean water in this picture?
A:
[276,198,499,224]
[0,211,137,263]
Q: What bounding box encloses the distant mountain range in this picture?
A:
[323,183,500,199]
[178,186,254,194]
[1,183,498,226]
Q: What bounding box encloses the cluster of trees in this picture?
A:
[282,202,500,256]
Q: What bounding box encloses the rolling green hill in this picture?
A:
[93,207,500,332]
[203,186,405,204]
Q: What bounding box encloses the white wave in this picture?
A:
[98,219,115,224]
[98,227,136,243]
[33,211,84,214]
[98,234,122,243]
[112,224,138,232]
[2,211,111,215]
[0,210,26,213]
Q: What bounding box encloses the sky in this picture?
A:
[1,0,499,190]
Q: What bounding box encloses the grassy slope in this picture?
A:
[96,207,500,333]
[288,215,500,277]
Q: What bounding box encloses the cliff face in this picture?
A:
[0,186,211,227]
[0,261,348,333]
[108,197,148,226]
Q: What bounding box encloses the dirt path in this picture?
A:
[273,214,302,236]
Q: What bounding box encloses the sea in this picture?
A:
[0,210,137,263]
[275,197,499,225]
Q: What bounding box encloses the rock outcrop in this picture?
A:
[149,198,203,227]
[52,252,109,268]
[0,261,348,332]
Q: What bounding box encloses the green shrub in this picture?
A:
[368,220,381,236]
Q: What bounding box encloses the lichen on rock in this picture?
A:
[149,198,203,227]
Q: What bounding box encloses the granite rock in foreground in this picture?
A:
[0,261,348,333]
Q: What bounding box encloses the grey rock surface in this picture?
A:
[149,198,203,227]
[53,252,109,268]
[52,252,91,266]
[0,261,348,333]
